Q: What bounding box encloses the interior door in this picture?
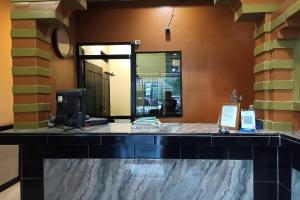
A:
[85,61,103,117]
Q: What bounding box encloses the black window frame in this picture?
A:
[135,51,183,118]
[76,42,136,121]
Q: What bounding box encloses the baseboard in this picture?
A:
[0,124,13,132]
[0,176,20,193]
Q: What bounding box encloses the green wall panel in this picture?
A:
[254,40,296,56]
[12,48,51,60]
[254,101,300,111]
[14,103,50,112]
[13,67,51,77]
[254,0,300,38]
[235,4,279,22]
[13,85,51,94]
[254,100,294,110]
[262,120,293,132]
[11,29,51,44]
[14,121,48,129]
[254,80,293,91]
[254,60,294,73]
[11,10,69,27]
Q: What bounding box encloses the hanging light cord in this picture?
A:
[167,7,175,28]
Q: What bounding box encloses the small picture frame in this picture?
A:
[219,103,240,130]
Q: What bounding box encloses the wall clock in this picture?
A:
[52,28,71,58]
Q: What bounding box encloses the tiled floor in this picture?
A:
[0,182,20,200]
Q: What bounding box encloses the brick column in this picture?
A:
[10,0,87,129]
[11,20,52,129]
[221,0,300,131]
[252,1,300,131]
[253,15,296,131]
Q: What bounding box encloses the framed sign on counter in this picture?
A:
[219,103,240,130]
[241,110,256,131]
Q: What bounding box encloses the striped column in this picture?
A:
[252,1,300,131]
[10,0,87,129]
[225,0,300,131]
[11,20,52,129]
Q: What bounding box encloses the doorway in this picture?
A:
[77,43,136,120]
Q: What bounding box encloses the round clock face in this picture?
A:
[52,28,71,58]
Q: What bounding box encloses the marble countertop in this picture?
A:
[4,123,300,148]
[281,131,300,142]
[2,123,280,136]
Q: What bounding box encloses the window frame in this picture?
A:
[76,42,136,121]
[136,51,183,118]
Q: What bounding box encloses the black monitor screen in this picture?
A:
[55,88,86,128]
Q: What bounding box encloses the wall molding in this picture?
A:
[0,176,20,193]
[63,0,87,10]
[13,103,50,112]
[254,80,294,91]
[14,121,48,129]
[254,0,300,38]
[254,59,294,73]
[234,3,280,22]
[11,29,51,44]
[254,100,300,111]
[12,66,51,77]
[11,10,69,27]
[11,0,87,11]
[0,125,13,132]
[254,39,296,56]
[11,48,51,60]
[213,0,233,6]
[261,119,293,131]
[13,85,51,94]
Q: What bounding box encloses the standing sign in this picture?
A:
[219,104,240,130]
[241,110,256,131]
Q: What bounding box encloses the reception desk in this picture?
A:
[1,123,300,200]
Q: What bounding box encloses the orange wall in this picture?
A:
[75,3,255,123]
[50,14,77,115]
[0,0,13,126]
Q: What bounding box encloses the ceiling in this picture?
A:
[87,0,214,5]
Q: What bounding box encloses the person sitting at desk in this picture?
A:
[161,91,177,115]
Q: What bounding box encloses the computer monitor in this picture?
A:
[55,88,86,128]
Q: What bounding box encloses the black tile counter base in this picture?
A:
[2,123,300,200]
[17,137,279,200]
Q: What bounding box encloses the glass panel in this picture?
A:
[82,59,131,118]
[136,52,182,117]
[79,45,131,56]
